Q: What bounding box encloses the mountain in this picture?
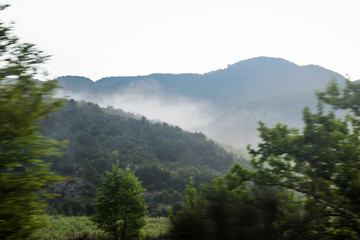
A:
[57,57,344,109]
[55,57,346,147]
[40,100,246,216]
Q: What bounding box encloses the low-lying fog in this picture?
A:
[57,79,218,131]
[56,79,316,149]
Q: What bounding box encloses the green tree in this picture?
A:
[92,165,147,240]
[246,79,360,239]
[169,179,213,240]
[170,174,305,240]
[0,5,64,239]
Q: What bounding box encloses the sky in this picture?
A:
[2,0,360,81]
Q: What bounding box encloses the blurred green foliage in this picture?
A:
[0,5,64,239]
[169,172,305,240]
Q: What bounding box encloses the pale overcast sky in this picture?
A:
[3,0,360,81]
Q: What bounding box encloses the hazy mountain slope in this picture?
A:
[57,57,344,109]
[196,92,318,147]
[202,57,344,107]
[57,76,94,92]
[55,57,346,148]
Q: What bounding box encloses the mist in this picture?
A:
[196,109,304,149]
[55,80,307,149]
[56,82,319,150]
[56,79,218,131]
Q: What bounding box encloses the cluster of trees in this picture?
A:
[170,177,305,240]
[39,99,245,216]
[40,99,239,178]
[170,79,360,239]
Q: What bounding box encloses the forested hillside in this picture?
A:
[39,100,246,216]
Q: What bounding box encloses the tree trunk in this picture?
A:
[114,229,119,240]
[121,219,127,240]
[114,219,119,240]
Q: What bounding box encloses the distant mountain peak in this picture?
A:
[58,75,94,83]
[227,56,298,70]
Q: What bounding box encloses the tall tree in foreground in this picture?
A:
[244,79,360,239]
[0,5,64,239]
[92,165,147,240]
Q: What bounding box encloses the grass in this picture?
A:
[142,217,170,239]
[29,215,170,240]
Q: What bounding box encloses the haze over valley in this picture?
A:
[56,56,346,148]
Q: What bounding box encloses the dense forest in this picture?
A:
[39,100,247,216]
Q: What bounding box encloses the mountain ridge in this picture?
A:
[55,56,346,148]
[58,56,341,82]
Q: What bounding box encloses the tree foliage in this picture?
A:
[0,5,64,239]
[92,165,147,240]
[169,173,305,240]
[170,79,360,239]
[41,100,245,216]
[245,79,360,239]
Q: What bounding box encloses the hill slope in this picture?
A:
[40,100,246,216]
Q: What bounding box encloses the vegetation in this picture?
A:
[170,79,360,239]
[92,166,147,240]
[40,99,246,216]
[169,176,304,240]
[142,217,170,239]
[29,215,111,240]
[245,79,360,238]
[0,5,64,239]
[29,215,169,240]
